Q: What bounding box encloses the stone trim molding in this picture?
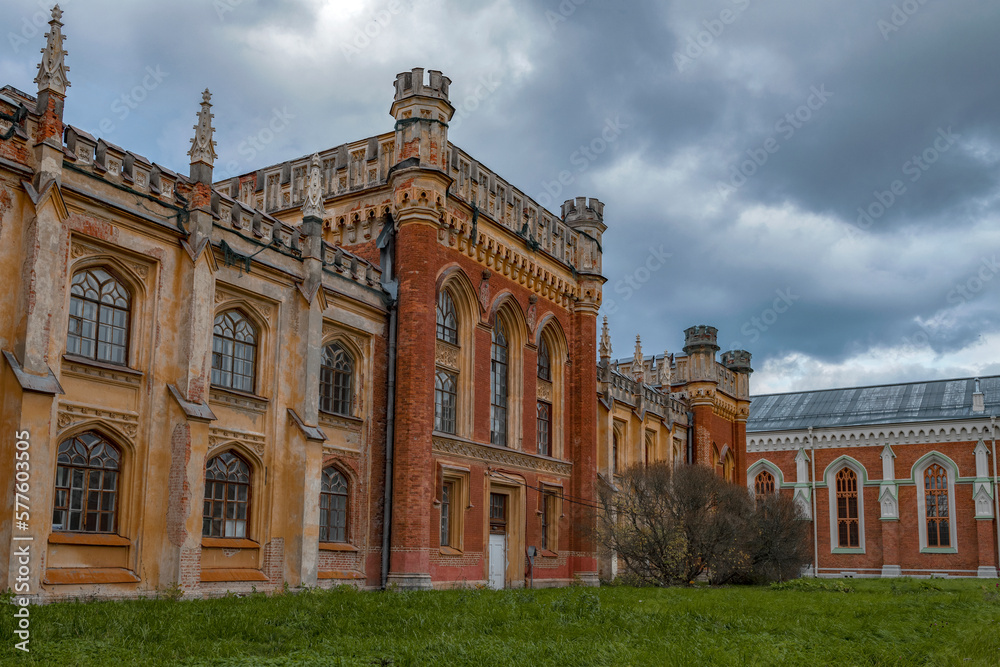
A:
[432,433,572,476]
[57,401,139,439]
[748,419,994,452]
[208,426,266,457]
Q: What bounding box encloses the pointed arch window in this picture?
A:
[536,401,552,456]
[320,467,348,543]
[835,468,860,548]
[537,337,551,381]
[52,432,121,533]
[436,290,458,344]
[490,321,509,447]
[754,470,775,499]
[211,310,257,393]
[320,342,354,416]
[435,370,457,434]
[67,267,131,365]
[722,449,735,482]
[203,451,251,538]
[612,430,620,474]
[924,464,950,548]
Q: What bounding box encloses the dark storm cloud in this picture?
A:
[2,0,997,390]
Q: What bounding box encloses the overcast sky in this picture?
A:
[3,0,999,394]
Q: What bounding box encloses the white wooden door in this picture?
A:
[488,533,507,589]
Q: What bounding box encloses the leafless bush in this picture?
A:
[597,463,810,586]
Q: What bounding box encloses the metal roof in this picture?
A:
[748,375,1000,432]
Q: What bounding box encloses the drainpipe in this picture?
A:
[686,411,694,464]
[810,426,819,578]
[380,300,398,589]
[992,415,999,574]
[379,218,399,590]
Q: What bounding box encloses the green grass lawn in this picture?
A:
[2,578,999,666]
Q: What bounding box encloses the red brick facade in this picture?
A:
[746,381,999,579]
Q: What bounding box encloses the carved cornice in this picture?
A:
[748,419,996,453]
[432,434,572,476]
[57,402,139,439]
[437,220,580,309]
[208,426,266,457]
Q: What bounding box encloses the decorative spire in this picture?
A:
[632,335,644,383]
[35,5,70,95]
[302,153,326,220]
[188,89,217,168]
[659,350,672,387]
[599,316,612,362]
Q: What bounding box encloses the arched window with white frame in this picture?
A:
[825,458,867,553]
[211,310,258,393]
[914,454,958,552]
[320,341,354,416]
[67,267,132,365]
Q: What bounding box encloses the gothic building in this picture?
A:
[0,8,609,600]
[595,322,753,579]
[746,377,1000,579]
[0,9,754,601]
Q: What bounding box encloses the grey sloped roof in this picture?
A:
[748,375,1000,432]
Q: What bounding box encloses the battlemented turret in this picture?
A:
[389,67,453,173]
[562,197,606,275]
[721,349,753,375]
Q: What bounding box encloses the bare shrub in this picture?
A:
[598,463,810,586]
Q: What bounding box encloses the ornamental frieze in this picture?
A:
[537,379,553,401]
[208,426,266,457]
[435,340,460,370]
[57,402,139,439]
[432,435,572,476]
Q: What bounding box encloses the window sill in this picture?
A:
[439,546,463,556]
[62,354,142,376]
[202,537,259,549]
[920,547,957,554]
[319,409,362,423]
[201,568,268,582]
[539,549,558,558]
[831,547,865,555]
[319,542,358,552]
[48,532,130,547]
[209,386,269,413]
[44,567,140,585]
[318,570,365,580]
